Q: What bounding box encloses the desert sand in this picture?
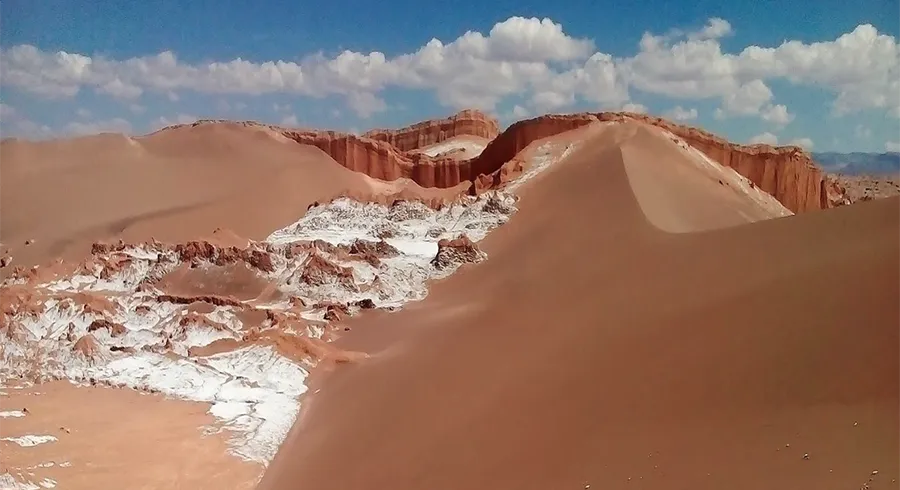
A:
[0,380,260,489]
[1,111,897,490]
[260,122,898,490]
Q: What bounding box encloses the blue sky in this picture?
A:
[1,0,898,152]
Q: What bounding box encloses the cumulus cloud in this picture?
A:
[749,132,778,145]
[64,117,132,136]
[619,102,648,114]
[346,92,387,118]
[0,102,16,119]
[759,104,795,127]
[0,16,602,114]
[152,114,198,130]
[665,105,698,121]
[0,15,896,134]
[787,137,814,150]
[9,119,54,139]
[511,104,529,118]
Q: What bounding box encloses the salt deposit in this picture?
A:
[0,121,739,472]
[0,435,58,447]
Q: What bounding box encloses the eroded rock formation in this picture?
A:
[163,111,844,213]
[467,112,846,213]
[364,109,499,151]
[432,236,486,270]
[597,113,846,212]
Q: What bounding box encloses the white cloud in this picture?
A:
[886,141,900,152]
[280,114,299,126]
[760,104,794,127]
[76,108,91,118]
[152,114,198,130]
[10,119,54,139]
[0,16,605,114]
[477,16,595,62]
[620,102,648,114]
[719,80,772,116]
[690,18,733,41]
[346,92,387,118]
[531,90,573,112]
[0,102,16,119]
[0,16,896,126]
[64,117,132,136]
[665,105,697,121]
[854,124,872,139]
[787,137,814,150]
[749,132,778,145]
[511,104,529,118]
[97,78,142,99]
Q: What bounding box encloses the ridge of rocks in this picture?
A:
[363,109,499,151]
[158,110,845,212]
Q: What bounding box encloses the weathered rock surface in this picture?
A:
[467,112,846,212]
[606,113,846,212]
[163,111,845,213]
[431,236,485,270]
[364,109,499,152]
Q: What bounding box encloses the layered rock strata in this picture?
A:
[363,109,499,151]
[163,111,845,213]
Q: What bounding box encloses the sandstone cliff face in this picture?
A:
[363,110,500,152]
[596,113,842,213]
[163,111,843,212]
[281,130,481,188]
[465,112,843,212]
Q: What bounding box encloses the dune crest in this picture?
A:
[153,111,846,214]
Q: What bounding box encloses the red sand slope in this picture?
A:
[260,125,899,490]
[0,123,445,278]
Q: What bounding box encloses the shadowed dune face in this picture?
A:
[259,125,899,490]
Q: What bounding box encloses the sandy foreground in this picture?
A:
[0,380,260,489]
[1,119,897,490]
[260,124,899,489]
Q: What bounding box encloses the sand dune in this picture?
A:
[0,123,441,278]
[2,113,896,490]
[260,123,899,489]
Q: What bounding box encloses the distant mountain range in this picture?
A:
[812,152,900,175]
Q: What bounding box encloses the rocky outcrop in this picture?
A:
[88,319,127,337]
[431,236,486,270]
[163,112,844,212]
[281,129,494,189]
[465,112,844,213]
[596,113,845,212]
[364,110,499,152]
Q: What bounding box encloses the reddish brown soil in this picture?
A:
[260,126,899,490]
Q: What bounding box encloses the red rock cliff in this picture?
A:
[363,110,500,152]
[280,129,482,188]
[598,113,843,212]
[465,112,844,212]
[164,112,844,212]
